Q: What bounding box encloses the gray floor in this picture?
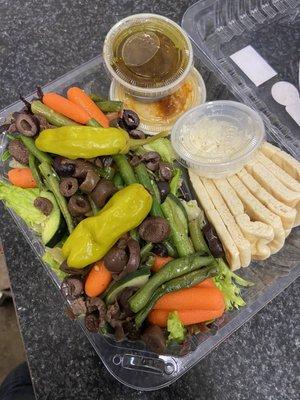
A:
[0,263,26,384]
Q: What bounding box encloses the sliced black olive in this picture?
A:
[53,157,76,177]
[72,159,96,179]
[102,156,114,168]
[59,177,78,197]
[122,109,140,131]
[85,313,100,332]
[129,129,145,139]
[179,181,192,201]
[15,113,38,137]
[130,155,141,167]
[203,223,225,258]
[8,139,29,165]
[34,114,54,131]
[60,261,91,276]
[90,179,117,209]
[141,325,166,353]
[86,297,106,316]
[152,243,169,257]
[159,162,172,181]
[33,197,53,216]
[67,298,87,318]
[60,276,83,299]
[138,217,171,243]
[141,151,161,171]
[118,287,137,316]
[68,194,91,216]
[118,239,140,279]
[157,181,169,201]
[0,123,11,134]
[103,247,128,273]
[79,170,100,193]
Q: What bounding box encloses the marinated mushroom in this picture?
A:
[68,194,91,217]
[138,217,171,243]
[53,157,76,177]
[60,276,83,299]
[103,247,128,273]
[15,113,38,137]
[34,197,53,216]
[59,177,78,197]
[141,151,161,171]
[79,170,100,193]
[202,222,225,258]
[141,325,166,353]
[159,162,172,181]
[157,181,169,202]
[90,179,117,209]
[8,139,29,165]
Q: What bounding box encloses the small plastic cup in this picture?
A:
[171,100,265,179]
[103,14,193,100]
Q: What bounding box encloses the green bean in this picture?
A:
[31,100,79,127]
[113,154,137,185]
[88,195,98,215]
[189,218,210,254]
[144,254,155,269]
[129,131,169,149]
[97,166,115,181]
[86,118,102,127]
[89,93,104,102]
[28,154,44,191]
[134,163,163,217]
[140,242,153,261]
[130,228,139,241]
[112,172,124,189]
[129,253,213,313]
[39,162,74,233]
[135,265,217,327]
[169,168,182,196]
[20,136,52,164]
[163,239,178,258]
[96,100,123,113]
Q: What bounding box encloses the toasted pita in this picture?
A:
[261,142,300,181]
[189,170,241,270]
[201,177,251,267]
[237,168,296,230]
[227,175,285,254]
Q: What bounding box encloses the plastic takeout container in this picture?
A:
[103,13,194,100]
[110,67,207,135]
[171,100,265,178]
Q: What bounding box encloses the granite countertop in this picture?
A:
[0,1,298,399]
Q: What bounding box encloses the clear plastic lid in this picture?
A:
[110,67,206,135]
[103,14,193,100]
[171,100,265,178]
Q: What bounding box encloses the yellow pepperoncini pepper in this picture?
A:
[62,184,152,268]
[35,126,169,159]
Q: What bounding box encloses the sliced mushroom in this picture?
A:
[141,325,166,353]
[34,197,53,216]
[159,163,172,181]
[142,151,161,171]
[60,277,83,299]
[90,179,117,209]
[68,194,91,216]
[138,217,170,243]
[8,139,29,165]
[59,177,78,197]
[103,247,128,273]
[15,113,38,137]
[79,170,100,193]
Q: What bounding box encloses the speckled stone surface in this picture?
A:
[0,1,299,399]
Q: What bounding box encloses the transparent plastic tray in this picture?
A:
[0,54,299,391]
[182,0,300,160]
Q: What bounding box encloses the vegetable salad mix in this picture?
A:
[0,85,252,353]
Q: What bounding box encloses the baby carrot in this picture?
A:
[8,168,37,188]
[148,307,225,327]
[67,87,109,128]
[84,260,112,297]
[153,287,225,311]
[152,256,173,273]
[196,278,216,288]
[43,92,90,124]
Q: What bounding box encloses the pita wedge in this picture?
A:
[227,175,285,255]
[201,177,251,267]
[237,168,296,230]
[261,142,300,181]
[189,170,241,270]
[213,178,274,260]
[256,151,300,193]
[245,161,300,208]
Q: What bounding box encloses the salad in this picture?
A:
[1,85,288,354]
